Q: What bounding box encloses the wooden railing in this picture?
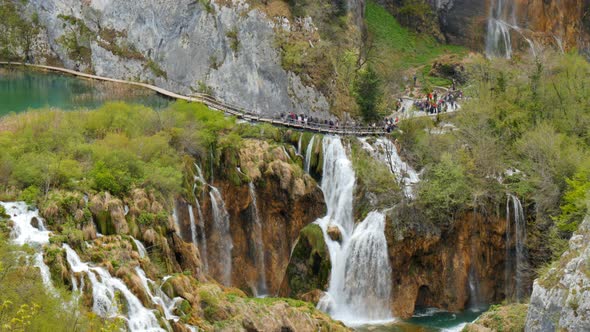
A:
[0,62,389,136]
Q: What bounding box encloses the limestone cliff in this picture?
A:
[175,139,326,295]
[525,216,590,332]
[17,0,332,117]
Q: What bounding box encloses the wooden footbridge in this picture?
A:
[1,62,389,136]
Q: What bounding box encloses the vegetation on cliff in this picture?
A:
[399,51,590,273]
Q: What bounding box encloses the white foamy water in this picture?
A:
[209,186,233,286]
[304,135,316,173]
[359,138,420,198]
[315,137,394,326]
[135,267,182,322]
[132,237,148,259]
[1,202,50,245]
[63,244,165,331]
[248,182,267,296]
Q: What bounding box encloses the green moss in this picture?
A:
[226,28,239,54]
[283,223,331,298]
[145,59,167,79]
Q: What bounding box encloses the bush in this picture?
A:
[417,153,471,222]
[353,65,383,122]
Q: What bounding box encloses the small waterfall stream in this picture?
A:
[188,204,198,248]
[63,244,165,331]
[359,138,420,198]
[193,163,209,273]
[304,135,316,173]
[132,236,148,259]
[297,134,303,156]
[209,186,233,286]
[485,0,537,58]
[505,194,527,302]
[248,182,268,296]
[315,137,393,325]
[135,267,183,322]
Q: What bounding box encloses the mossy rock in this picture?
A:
[281,223,331,298]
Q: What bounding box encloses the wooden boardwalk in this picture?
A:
[0,62,388,136]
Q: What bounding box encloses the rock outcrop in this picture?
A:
[525,216,590,332]
[385,210,508,318]
[21,0,331,118]
[279,223,331,300]
[176,139,326,295]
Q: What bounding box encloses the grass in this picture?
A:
[365,1,466,70]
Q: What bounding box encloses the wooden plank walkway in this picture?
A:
[0,62,389,136]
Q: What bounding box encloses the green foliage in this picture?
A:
[0,1,40,61]
[0,234,108,331]
[56,14,95,65]
[417,153,471,222]
[145,59,167,79]
[19,186,40,205]
[353,65,383,122]
[556,165,590,233]
[226,28,239,54]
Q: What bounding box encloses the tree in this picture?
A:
[354,65,382,122]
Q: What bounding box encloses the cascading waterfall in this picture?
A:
[209,186,233,286]
[193,163,209,273]
[304,135,316,173]
[505,194,527,302]
[297,134,303,156]
[188,204,198,247]
[248,182,268,296]
[359,138,420,198]
[134,267,182,322]
[315,137,393,325]
[485,0,537,58]
[132,236,148,259]
[0,202,54,292]
[172,206,181,238]
[485,0,516,58]
[63,244,165,331]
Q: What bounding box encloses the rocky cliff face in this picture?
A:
[175,139,326,295]
[386,210,508,318]
[525,216,590,332]
[21,0,331,118]
[413,0,590,55]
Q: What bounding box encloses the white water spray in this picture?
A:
[505,194,527,302]
[248,182,267,296]
[63,244,165,331]
[304,135,316,173]
[315,137,393,326]
[132,237,148,259]
[209,186,233,286]
[359,138,419,198]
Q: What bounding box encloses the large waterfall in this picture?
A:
[315,137,393,325]
[485,0,537,58]
[505,194,527,302]
[209,186,233,286]
[248,182,268,296]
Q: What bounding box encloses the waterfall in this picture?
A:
[134,267,183,322]
[193,163,210,273]
[1,202,55,293]
[1,202,50,246]
[485,0,516,58]
[304,135,316,173]
[359,138,420,198]
[248,182,268,296]
[132,237,148,259]
[485,0,537,58]
[172,206,181,238]
[194,197,209,274]
[506,194,527,302]
[315,137,393,325]
[209,186,233,286]
[188,205,198,247]
[297,134,303,156]
[63,244,165,331]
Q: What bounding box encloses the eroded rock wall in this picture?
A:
[525,216,590,332]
